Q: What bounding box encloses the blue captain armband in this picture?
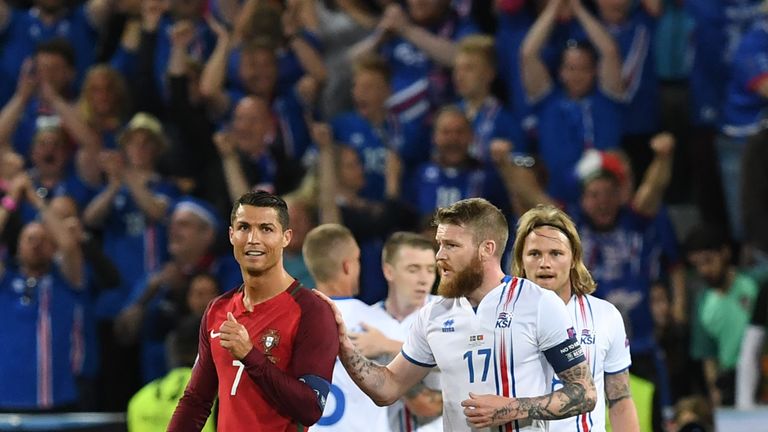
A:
[543,337,586,374]
[299,374,331,411]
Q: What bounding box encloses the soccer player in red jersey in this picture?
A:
[168,191,339,431]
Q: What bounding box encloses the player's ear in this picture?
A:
[228,226,234,245]
[479,240,496,261]
[382,262,395,281]
[282,228,292,248]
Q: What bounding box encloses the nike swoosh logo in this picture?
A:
[210,330,221,339]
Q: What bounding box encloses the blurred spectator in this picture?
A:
[200,21,315,163]
[685,0,762,234]
[313,0,378,118]
[0,182,85,411]
[454,34,525,164]
[332,54,427,200]
[520,0,624,206]
[314,121,417,304]
[453,34,527,215]
[593,0,662,179]
[82,112,179,408]
[686,224,759,407]
[202,95,307,221]
[76,65,129,151]
[0,40,76,159]
[718,14,768,242]
[48,194,121,411]
[0,0,113,104]
[231,0,327,97]
[349,0,479,126]
[126,315,215,431]
[13,123,97,223]
[83,112,178,321]
[404,106,489,217]
[144,0,214,103]
[161,18,218,191]
[185,273,221,318]
[115,196,241,382]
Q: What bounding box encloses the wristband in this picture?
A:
[1,195,17,212]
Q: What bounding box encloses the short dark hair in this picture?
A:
[231,190,290,231]
[36,38,76,69]
[683,224,729,253]
[432,198,508,258]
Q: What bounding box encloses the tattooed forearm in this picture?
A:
[605,369,632,407]
[341,348,387,390]
[494,362,597,421]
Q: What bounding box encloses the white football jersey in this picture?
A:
[368,296,444,432]
[402,277,586,432]
[313,297,390,432]
[549,294,632,432]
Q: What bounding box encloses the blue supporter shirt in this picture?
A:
[0,5,97,104]
[381,13,478,124]
[533,87,623,205]
[686,0,763,126]
[0,264,84,409]
[572,205,668,354]
[331,112,404,202]
[94,179,178,319]
[406,161,486,217]
[722,18,768,137]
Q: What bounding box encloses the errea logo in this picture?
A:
[442,319,455,333]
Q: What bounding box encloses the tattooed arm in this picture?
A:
[462,361,597,428]
[606,369,640,432]
[313,290,430,405]
[339,347,431,406]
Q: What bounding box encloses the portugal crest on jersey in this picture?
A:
[261,329,280,363]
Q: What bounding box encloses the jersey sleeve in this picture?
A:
[401,303,437,367]
[240,289,339,427]
[603,302,632,374]
[537,290,586,373]
[167,302,219,431]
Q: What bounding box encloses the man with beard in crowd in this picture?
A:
[316,197,596,431]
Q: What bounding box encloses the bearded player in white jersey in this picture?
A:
[303,224,390,431]
[316,198,596,431]
[511,205,640,432]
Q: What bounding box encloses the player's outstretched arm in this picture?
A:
[314,290,430,405]
[462,361,596,428]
